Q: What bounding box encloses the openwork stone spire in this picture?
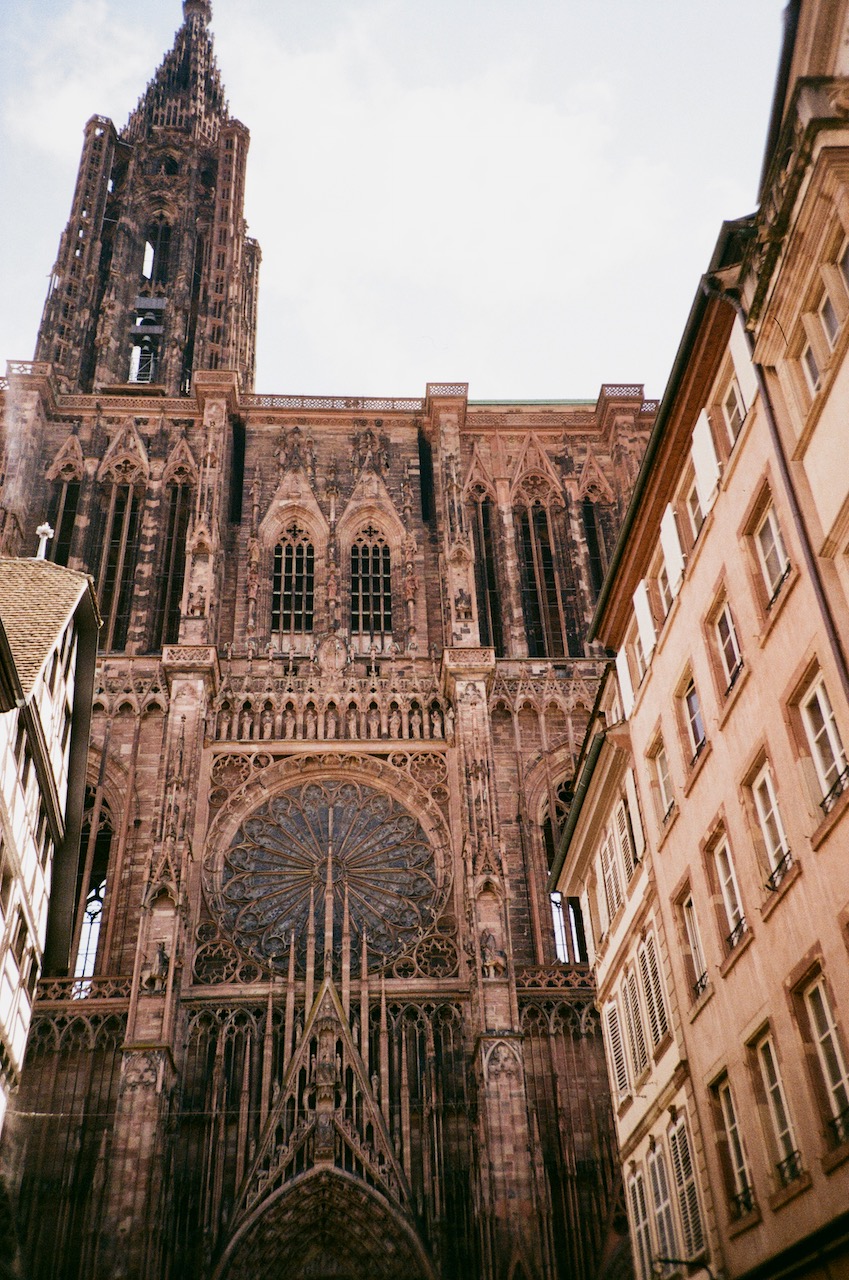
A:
[124,0,226,143]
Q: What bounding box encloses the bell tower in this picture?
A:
[34,0,260,397]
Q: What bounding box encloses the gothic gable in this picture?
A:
[510,433,565,507]
[576,450,615,503]
[46,431,84,483]
[97,420,150,485]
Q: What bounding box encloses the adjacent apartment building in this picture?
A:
[552,3,849,1276]
[0,558,98,1134]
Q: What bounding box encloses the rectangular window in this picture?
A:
[682,894,708,1000]
[802,342,821,395]
[638,933,670,1050]
[615,799,638,881]
[715,602,743,693]
[657,559,673,619]
[600,832,623,920]
[628,1171,653,1280]
[820,293,839,349]
[715,1077,755,1219]
[804,976,849,1147]
[622,968,649,1077]
[646,1145,677,1272]
[683,678,706,764]
[839,240,849,296]
[604,1001,630,1103]
[668,1115,705,1259]
[714,837,746,951]
[754,504,790,606]
[802,676,849,811]
[755,1033,802,1187]
[722,377,745,446]
[653,741,674,823]
[752,764,791,888]
[685,480,704,543]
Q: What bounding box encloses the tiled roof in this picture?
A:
[0,559,96,697]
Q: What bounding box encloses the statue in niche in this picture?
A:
[347,707,359,739]
[240,707,253,740]
[305,707,317,740]
[410,708,422,740]
[389,708,401,739]
[445,706,455,739]
[261,707,273,740]
[403,562,419,618]
[187,584,206,617]
[481,930,507,979]
[284,708,296,739]
[431,708,443,738]
[246,536,260,634]
[454,586,472,621]
[367,707,380,739]
[141,942,169,992]
[326,707,338,740]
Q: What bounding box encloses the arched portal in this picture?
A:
[215,1168,438,1280]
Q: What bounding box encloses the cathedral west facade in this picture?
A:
[0,4,656,1277]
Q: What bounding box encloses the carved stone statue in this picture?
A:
[481,930,507,979]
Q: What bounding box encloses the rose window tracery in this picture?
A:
[207,780,440,975]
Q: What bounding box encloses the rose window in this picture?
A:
[207,780,440,975]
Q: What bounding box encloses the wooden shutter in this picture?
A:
[668,1116,705,1258]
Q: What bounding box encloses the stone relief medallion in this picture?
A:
[206,778,440,976]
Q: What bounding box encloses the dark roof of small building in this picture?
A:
[0,559,97,697]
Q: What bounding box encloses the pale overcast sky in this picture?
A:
[0,0,786,401]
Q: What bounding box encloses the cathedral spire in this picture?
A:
[184,0,212,22]
[124,0,226,144]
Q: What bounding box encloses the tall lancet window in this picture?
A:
[96,477,144,652]
[47,477,81,567]
[470,493,503,656]
[351,526,392,644]
[515,495,566,658]
[73,788,113,984]
[272,523,315,641]
[142,216,172,286]
[152,483,191,649]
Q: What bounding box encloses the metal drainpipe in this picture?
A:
[701,277,849,706]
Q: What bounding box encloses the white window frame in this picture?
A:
[802,341,821,395]
[839,239,849,297]
[754,504,790,604]
[714,837,746,951]
[756,1032,801,1185]
[653,741,674,823]
[682,894,708,1000]
[715,601,743,693]
[657,558,673,619]
[752,763,791,883]
[685,480,704,543]
[802,676,849,809]
[820,292,840,349]
[600,832,623,920]
[683,678,706,762]
[722,377,745,446]
[804,975,849,1145]
[717,1077,754,1217]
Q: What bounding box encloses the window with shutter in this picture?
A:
[600,833,623,919]
[623,969,649,1076]
[628,1171,652,1280]
[639,933,669,1049]
[604,1002,630,1102]
[616,799,637,880]
[668,1115,705,1258]
[646,1145,677,1271]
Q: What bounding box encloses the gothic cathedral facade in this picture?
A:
[0,4,655,1277]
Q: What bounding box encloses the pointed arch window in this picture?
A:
[272,522,315,640]
[73,788,113,984]
[351,526,393,644]
[152,482,191,649]
[582,497,606,598]
[142,216,172,286]
[515,496,567,658]
[470,493,503,655]
[47,476,81,566]
[95,477,144,652]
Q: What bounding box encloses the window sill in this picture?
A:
[687,981,714,1024]
[757,566,800,649]
[760,858,802,922]
[716,663,750,730]
[728,1203,762,1239]
[683,740,712,798]
[718,927,754,979]
[822,1136,849,1176]
[767,1168,812,1213]
[811,779,849,850]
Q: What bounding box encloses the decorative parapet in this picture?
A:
[36,975,134,1005]
[242,394,425,413]
[440,646,496,698]
[162,644,220,696]
[514,964,596,994]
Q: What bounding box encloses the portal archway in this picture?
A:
[215,1168,438,1280]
